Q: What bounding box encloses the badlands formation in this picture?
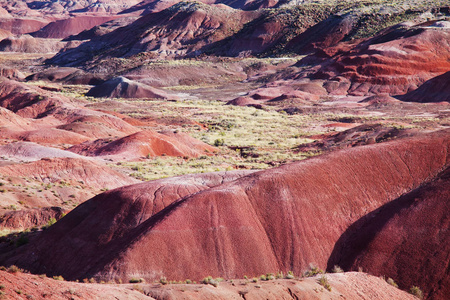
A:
[0,0,449,299]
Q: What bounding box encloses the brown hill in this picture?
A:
[2,130,448,287]
[69,130,217,160]
[306,20,450,96]
[328,166,450,300]
[398,71,450,103]
[85,77,179,99]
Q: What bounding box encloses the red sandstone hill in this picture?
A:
[69,130,218,160]
[0,78,141,139]
[303,20,450,96]
[1,130,448,298]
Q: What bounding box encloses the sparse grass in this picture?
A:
[386,277,398,288]
[304,264,324,277]
[317,275,332,291]
[409,286,424,299]
[53,275,64,281]
[332,265,344,273]
[129,277,145,284]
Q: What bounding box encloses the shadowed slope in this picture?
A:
[398,71,450,103]
[328,166,450,300]
[2,130,448,283]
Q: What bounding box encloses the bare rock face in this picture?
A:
[328,166,450,300]
[2,130,448,292]
[85,76,179,99]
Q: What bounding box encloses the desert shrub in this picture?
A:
[201,276,219,287]
[185,279,192,284]
[317,275,331,291]
[304,264,324,277]
[53,275,64,281]
[409,286,424,299]
[159,277,168,285]
[285,271,295,279]
[252,277,258,283]
[7,265,22,273]
[130,278,144,284]
[332,265,344,273]
[213,138,225,146]
[386,278,398,288]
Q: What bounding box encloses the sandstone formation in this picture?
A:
[305,21,450,95]
[1,130,448,293]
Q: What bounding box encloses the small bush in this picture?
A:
[252,277,258,283]
[332,265,344,273]
[129,278,144,284]
[159,277,168,285]
[409,286,424,299]
[53,275,64,281]
[386,278,398,288]
[7,265,22,273]
[317,275,331,291]
[304,264,324,277]
[185,279,192,284]
[285,271,295,279]
[213,139,225,146]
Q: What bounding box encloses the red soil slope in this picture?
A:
[0,270,416,300]
[307,21,450,95]
[0,157,138,190]
[0,207,65,231]
[2,131,448,285]
[69,130,218,160]
[0,270,148,300]
[328,166,450,300]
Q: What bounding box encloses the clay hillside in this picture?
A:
[0,0,449,299]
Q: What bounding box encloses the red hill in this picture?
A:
[1,130,448,292]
